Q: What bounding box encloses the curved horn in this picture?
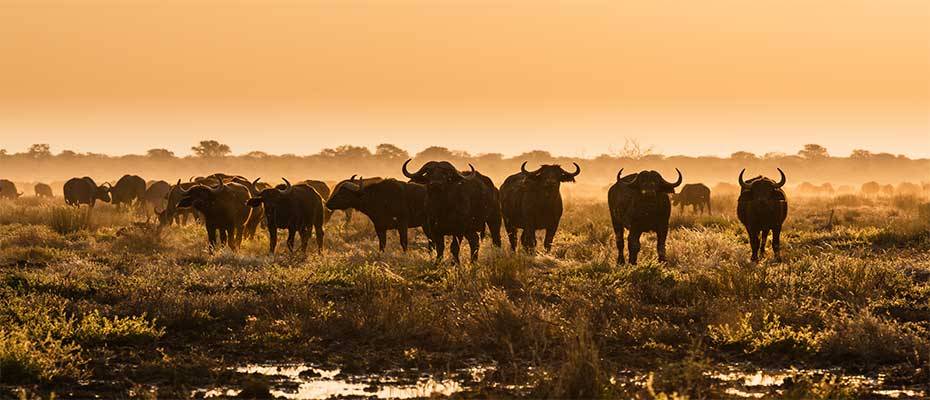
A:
[521,161,530,174]
[661,168,682,188]
[402,159,426,179]
[350,174,357,181]
[252,177,261,187]
[280,177,292,192]
[615,168,624,182]
[738,169,750,189]
[775,168,786,188]
[566,162,581,178]
[175,179,191,195]
[212,174,226,189]
[189,176,196,183]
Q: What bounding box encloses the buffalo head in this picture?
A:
[96,182,112,203]
[738,168,786,200]
[624,169,682,196]
[247,178,295,210]
[403,159,472,187]
[325,176,366,210]
[521,162,580,189]
[176,176,227,209]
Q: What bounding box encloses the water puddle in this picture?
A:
[194,363,492,399]
[709,366,926,399]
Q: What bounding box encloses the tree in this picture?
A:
[191,140,231,158]
[374,144,409,160]
[763,152,786,160]
[849,149,872,159]
[612,138,654,160]
[27,144,52,159]
[415,146,455,160]
[59,150,79,158]
[515,150,553,161]
[730,151,758,160]
[319,145,371,158]
[146,148,175,158]
[798,144,829,160]
[244,151,269,159]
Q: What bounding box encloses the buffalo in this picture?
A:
[672,183,711,215]
[330,176,385,226]
[34,183,53,198]
[326,176,428,251]
[110,174,147,209]
[463,166,503,248]
[176,176,252,250]
[156,181,201,227]
[247,178,326,254]
[142,180,171,220]
[608,168,682,265]
[297,180,333,223]
[500,162,580,252]
[403,159,492,263]
[0,179,23,199]
[737,169,788,262]
[64,177,111,207]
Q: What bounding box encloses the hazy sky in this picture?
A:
[1,1,927,157]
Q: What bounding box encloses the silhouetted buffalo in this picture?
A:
[403,159,492,263]
[608,168,682,264]
[500,162,580,252]
[672,183,711,215]
[34,183,53,198]
[156,181,201,227]
[0,179,23,200]
[737,169,788,262]
[296,180,332,223]
[463,166,503,248]
[111,174,146,209]
[64,177,111,207]
[176,176,252,250]
[326,176,429,251]
[142,180,171,219]
[247,179,326,254]
[330,176,385,226]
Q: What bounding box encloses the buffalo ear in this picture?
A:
[247,197,263,208]
[560,173,576,183]
[176,197,193,208]
[660,186,676,194]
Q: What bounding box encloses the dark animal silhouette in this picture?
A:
[64,177,111,207]
[326,177,428,251]
[608,168,682,264]
[500,162,580,252]
[110,174,147,209]
[672,183,711,215]
[330,176,384,226]
[156,181,202,227]
[403,159,491,264]
[737,169,788,262]
[463,166,504,248]
[248,178,325,254]
[142,180,171,220]
[34,183,53,198]
[176,176,252,250]
[297,180,332,223]
[0,179,23,199]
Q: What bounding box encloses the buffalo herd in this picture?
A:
[0,161,793,264]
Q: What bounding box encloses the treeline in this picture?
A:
[1,141,927,189]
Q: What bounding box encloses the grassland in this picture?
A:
[0,193,928,399]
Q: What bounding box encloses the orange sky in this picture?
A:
[0,0,927,157]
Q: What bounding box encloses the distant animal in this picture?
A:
[672,183,711,215]
[500,162,580,252]
[156,181,201,227]
[897,182,921,196]
[176,176,252,250]
[737,169,788,262]
[861,181,881,196]
[403,159,492,263]
[326,176,429,251]
[0,179,23,199]
[329,176,385,226]
[248,178,326,254]
[609,168,682,264]
[110,174,147,209]
[63,177,111,207]
[142,180,171,219]
[34,183,53,198]
[463,167,504,248]
[881,184,895,196]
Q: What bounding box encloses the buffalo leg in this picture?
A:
[706,199,712,215]
[207,226,218,249]
[520,228,536,252]
[450,236,462,264]
[613,224,626,265]
[772,226,782,261]
[286,228,297,252]
[488,216,502,248]
[627,230,642,265]
[656,228,668,262]
[314,222,324,253]
[433,233,446,262]
[505,224,518,252]
[543,223,559,252]
[398,225,409,252]
[376,228,388,252]
[748,228,761,262]
[218,228,228,248]
[299,227,310,252]
[268,228,278,254]
[465,231,480,262]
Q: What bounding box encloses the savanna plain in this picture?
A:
[0,191,928,399]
